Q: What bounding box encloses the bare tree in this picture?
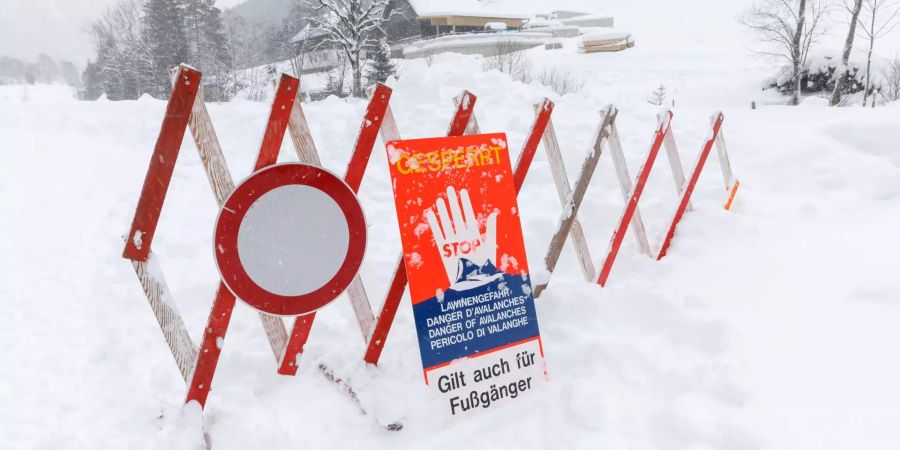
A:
[89,0,155,99]
[483,38,532,83]
[879,56,900,103]
[324,53,350,97]
[858,0,900,106]
[742,0,828,105]
[831,0,864,105]
[538,67,585,96]
[304,0,394,97]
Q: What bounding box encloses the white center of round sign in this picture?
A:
[237,185,350,297]
[214,163,366,316]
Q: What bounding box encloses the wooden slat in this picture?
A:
[607,121,653,257]
[533,105,617,298]
[187,85,234,205]
[537,110,596,282]
[659,110,693,212]
[131,252,197,381]
[123,66,201,261]
[656,113,725,260]
[286,99,322,165]
[595,114,672,285]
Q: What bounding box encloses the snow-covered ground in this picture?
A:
[4,0,900,448]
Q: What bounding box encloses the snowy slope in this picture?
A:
[4,0,900,449]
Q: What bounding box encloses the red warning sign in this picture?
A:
[386,133,546,417]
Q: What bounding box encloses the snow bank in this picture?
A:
[0,83,77,105]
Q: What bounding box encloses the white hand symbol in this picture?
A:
[425,186,498,285]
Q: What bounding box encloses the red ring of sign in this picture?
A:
[214,163,366,316]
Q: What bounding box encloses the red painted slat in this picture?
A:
[343,83,392,192]
[185,284,236,407]
[513,99,554,193]
[186,75,299,406]
[254,74,300,170]
[596,117,672,286]
[656,113,725,260]
[446,91,476,136]
[123,66,201,261]
[363,92,479,365]
[362,256,409,364]
[277,314,315,375]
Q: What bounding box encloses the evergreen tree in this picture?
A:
[365,38,395,86]
[180,0,233,98]
[143,0,189,98]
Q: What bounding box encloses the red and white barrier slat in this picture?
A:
[531,106,730,292]
[605,114,654,257]
[594,112,671,286]
[656,111,739,259]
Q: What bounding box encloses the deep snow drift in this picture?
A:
[3,1,900,449]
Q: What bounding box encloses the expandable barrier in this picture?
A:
[457,104,740,294]
[122,65,739,409]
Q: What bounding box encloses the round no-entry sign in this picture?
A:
[214,163,366,316]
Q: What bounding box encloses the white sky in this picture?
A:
[0,0,245,65]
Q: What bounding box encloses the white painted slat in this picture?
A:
[715,127,736,189]
[659,112,693,212]
[607,121,654,257]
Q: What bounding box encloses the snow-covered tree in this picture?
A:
[87,0,234,100]
[90,0,155,99]
[858,0,900,106]
[304,0,396,97]
[831,0,865,106]
[365,38,396,86]
[742,0,828,105]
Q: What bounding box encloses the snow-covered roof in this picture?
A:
[407,0,530,20]
[290,23,329,43]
